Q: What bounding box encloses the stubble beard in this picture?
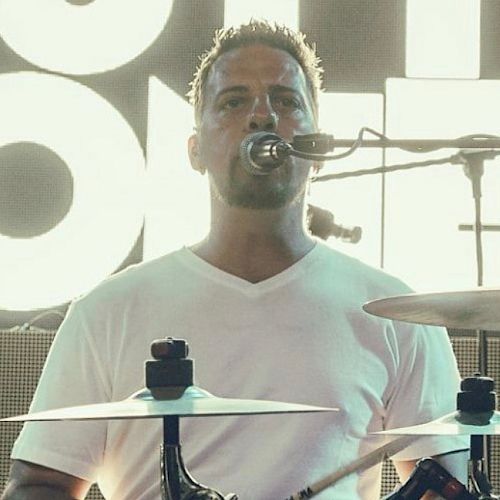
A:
[210,156,307,210]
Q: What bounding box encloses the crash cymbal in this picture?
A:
[1,386,337,422]
[363,288,500,331]
[377,410,500,436]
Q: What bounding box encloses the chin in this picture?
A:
[227,184,305,210]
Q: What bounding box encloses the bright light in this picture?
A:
[0,0,173,75]
[0,72,145,310]
[310,92,384,267]
[406,0,480,78]
[384,78,500,291]
[224,0,298,30]
[143,77,209,262]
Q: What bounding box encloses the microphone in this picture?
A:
[239,132,292,175]
[383,458,475,500]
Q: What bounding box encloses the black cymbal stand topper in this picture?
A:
[145,337,238,500]
[457,375,499,499]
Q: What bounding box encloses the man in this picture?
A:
[3,21,467,499]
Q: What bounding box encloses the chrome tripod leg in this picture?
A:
[160,416,238,500]
[468,435,499,499]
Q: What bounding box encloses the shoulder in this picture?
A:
[71,248,189,314]
[312,240,413,302]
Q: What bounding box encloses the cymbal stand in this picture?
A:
[147,338,238,500]
[469,433,497,499]
[457,375,498,499]
[160,415,236,500]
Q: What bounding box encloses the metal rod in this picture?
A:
[161,416,181,500]
[462,152,491,478]
[328,138,500,149]
[459,224,500,232]
[164,415,179,446]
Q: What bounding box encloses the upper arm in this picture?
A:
[11,301,109,488]
[385,324,460,430]
[2,459,90,500]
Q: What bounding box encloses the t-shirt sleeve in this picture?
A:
[11,300,110,482]
[384,322,469,461]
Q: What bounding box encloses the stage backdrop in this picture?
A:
[1,0,500,329]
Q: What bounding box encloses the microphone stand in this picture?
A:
[292,132,500,155]
[302,139,500,389]
[454,151,496,498]
[452,150,500,378]
[307,141,500,400]
[297,132,500,183]
[454,150,488,375]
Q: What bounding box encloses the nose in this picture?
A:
[247,96,278,132]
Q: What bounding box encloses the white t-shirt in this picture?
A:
[12,242,466,499]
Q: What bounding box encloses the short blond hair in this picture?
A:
[187,19,323,124]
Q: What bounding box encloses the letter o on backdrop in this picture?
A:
[0,0,173,74]
[0,72,145,310]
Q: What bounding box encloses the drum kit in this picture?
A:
[2,289,500,499]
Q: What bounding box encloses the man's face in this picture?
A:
[190,44,318,209]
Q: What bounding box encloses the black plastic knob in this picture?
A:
[457,375,496,412]
[146,337,194,392]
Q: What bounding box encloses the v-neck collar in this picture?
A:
[175,242,323,296]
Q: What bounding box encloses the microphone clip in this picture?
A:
[292,133,335,154]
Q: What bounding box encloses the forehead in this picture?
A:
[205,44,310,97]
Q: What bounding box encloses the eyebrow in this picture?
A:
[269,85,301,95]
[215,84,303,101]
[215,86,250,101]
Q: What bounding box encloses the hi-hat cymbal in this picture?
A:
[363,288,500,331]
[1,386,337,422]
[377,410,500,436]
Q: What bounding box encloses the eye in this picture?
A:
[273,95,302,110]
[221,96,246,110]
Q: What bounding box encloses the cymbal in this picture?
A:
[363,288,500,331]
[1,386,338,422]
[377,410,500,436]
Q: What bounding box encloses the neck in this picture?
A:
[191,199,316,283]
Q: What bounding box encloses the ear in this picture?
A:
[188,134,206,175]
